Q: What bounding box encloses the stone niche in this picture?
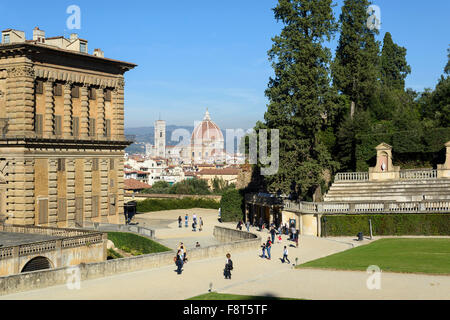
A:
[369,143,400,181]
[437,141,450,178]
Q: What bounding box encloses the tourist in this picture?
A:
[278,234,283,244]
[185,214,189,228]
[266,237,272,260]
[199,218,204,232]
[218,208,222,223]
[295,230,299,248]
[192,221,197,232]
[196,242,201,248]
[175,250,184,275]
[193,213,197,225]
[282,246,291,264]
[178,216,182,228]
[270,227,276,244]
[246,221,250,232]
[261,242,266,259]
[224,253,233,280]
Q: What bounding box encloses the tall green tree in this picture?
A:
[380,32,411,91]
[332,0,380,118]
[262,0,338,199]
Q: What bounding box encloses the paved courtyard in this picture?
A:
[1,209,449,300]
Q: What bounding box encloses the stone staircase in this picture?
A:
[324,179,450,202]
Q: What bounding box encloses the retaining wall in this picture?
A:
[0,226,260,296]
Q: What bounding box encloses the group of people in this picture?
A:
[236,220,251,232]
[260,225,297,264]
[175,243,234,280]
[178,214,204,232]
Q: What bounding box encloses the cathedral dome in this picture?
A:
[191,109,224,145]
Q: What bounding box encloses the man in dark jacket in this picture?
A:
[224,254,233,279]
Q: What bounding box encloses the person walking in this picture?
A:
[266,237,272,260]
[218,208,222,223]
[261,242,266,259]
[193,214,197,225]
[192,221,197,232]
[246,221,250,232]
[185,214,189,228]
[295,230,299,248]
[175,250,184,275]
[199,217,204,232]
[224,254,233,280]
[270,227,276,245]
[179,243,187,263]
[178,216,182,228]
[282,246,291,264]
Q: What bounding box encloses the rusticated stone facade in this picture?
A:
[0,42,136,227]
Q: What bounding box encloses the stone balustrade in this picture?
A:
[335,172,369,182]
[0,224,105,260]
[399,169,438,180]
[282,199,450,215]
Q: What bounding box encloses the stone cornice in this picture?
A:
[34,66,124,89]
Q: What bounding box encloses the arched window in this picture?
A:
[21,257,52,273]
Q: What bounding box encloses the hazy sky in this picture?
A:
[1,0,449,130]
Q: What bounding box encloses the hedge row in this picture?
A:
[322,214,450,236]
[355,127,450,171]
[137,197,220,213]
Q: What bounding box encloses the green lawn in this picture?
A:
[107,232,171,257]
[188,293,300,301]
[298,238,450,275]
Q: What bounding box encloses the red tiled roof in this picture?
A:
[124,179,151,190]
[197,169,241,176]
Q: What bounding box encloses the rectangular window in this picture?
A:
[110,158,115,170]
[35,81,44,95]
[92,196,99,218]
[54,115,62,136]
[89,118,96,137]
[57,198,67,222]
[80,42,87,53]
[88,87,96,100]
[4,34,10,44]
[92,159,99,171]
[54,84,63,97]
[35,114,43,136]
[71,86,80,99]
[104,89,112,102]
[105,119,111,138]
[58,159,66,172]
[73,117,80,138]
[38,198,49,225]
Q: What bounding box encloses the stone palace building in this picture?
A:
[0,27,136,227]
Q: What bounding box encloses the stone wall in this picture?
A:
[0,226,260,296]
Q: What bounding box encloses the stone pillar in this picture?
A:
[115,156,125,224]
[7,159,35,226]
[63,82,73,139]
[5,66,35,137]
[100,159,109,218]
[80,85,89,139]
[113,79,125,140]
[84,159,93,221]
[97,87,105,139]
[48,159,58,227]
[437,141,450,178]
[66,159,76,227]
[44,79,55,139]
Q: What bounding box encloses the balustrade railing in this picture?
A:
[335,172,369,182]
[0,225,105,260]
[399,169,437,180]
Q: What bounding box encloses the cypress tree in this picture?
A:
[380,32,411,91]
[262,0,338,199]
[332,0,380,118]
